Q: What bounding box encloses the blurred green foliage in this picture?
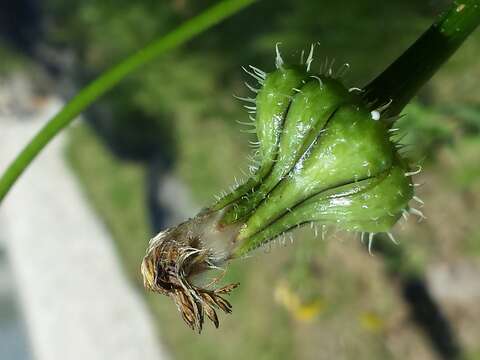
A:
[0,41,30,74]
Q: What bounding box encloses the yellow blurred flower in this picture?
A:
[274,281,324,322]
[359,311,384,333]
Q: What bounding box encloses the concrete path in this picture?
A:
[0,84,170,360]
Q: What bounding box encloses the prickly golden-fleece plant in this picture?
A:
[141,45,425,332]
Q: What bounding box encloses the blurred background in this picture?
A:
[1,0,480,359]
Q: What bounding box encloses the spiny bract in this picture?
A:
[142,45,423,332]
[215,45,417,255]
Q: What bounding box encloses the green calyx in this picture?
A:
[211,64,414,256]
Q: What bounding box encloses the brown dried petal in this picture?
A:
[216,282,240,294]
[213,295,233,313]
[141,227,239,332]
[204,303,220,328]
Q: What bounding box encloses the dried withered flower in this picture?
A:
[141,212,240,333]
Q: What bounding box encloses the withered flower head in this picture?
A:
[141,221,239,333]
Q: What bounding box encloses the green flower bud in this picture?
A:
[141,50,419,332]
[220,65,413,255]
[220,70,350,222]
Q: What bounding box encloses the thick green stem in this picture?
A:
[0,0,256,203]
[364,0,480,117]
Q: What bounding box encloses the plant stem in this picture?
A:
[364,0,480,117]
[0,0,256,203]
